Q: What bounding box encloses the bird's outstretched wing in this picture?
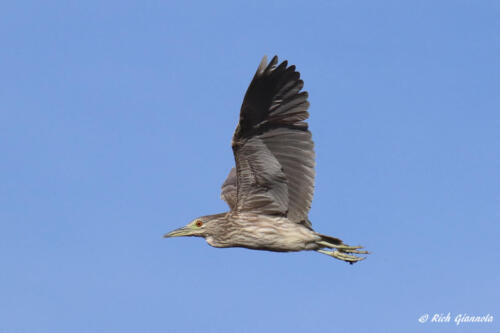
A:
[224,55,315,225]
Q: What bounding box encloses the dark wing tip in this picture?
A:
[268,55,279,69]
[236,55,310,139]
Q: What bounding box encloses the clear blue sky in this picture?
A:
[1,1,499,332]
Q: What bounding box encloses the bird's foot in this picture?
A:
[316,241,370,264]
[317,249,366,263]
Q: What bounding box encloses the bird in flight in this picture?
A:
[165,56,369,263]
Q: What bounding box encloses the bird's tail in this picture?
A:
[318,233,343,246]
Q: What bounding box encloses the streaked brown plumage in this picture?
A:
[165,56,369,263]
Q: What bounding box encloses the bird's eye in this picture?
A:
[195,220,203,227]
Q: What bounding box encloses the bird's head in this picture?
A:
[163,216,210,239]
[164,213,228,240]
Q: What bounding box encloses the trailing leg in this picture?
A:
[315,234,369,264]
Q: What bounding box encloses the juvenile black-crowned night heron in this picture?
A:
[165,56,369,263]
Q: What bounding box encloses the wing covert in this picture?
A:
[221,167,237,210]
